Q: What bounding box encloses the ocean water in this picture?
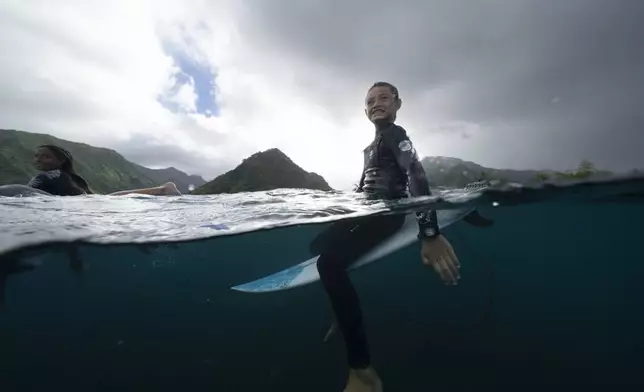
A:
[1,176,644,392]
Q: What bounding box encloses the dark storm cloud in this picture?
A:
[237,0,644,171]
[108,134,228,180]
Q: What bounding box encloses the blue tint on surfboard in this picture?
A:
[231,205,476,293]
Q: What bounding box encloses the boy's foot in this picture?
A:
[344,367,383,392]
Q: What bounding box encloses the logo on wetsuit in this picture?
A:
[398,140,412,152]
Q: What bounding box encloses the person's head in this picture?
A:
[32,145,92,193]
[33,145,73,172]
[364,81,402,125]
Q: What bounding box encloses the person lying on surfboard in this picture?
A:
[29,145,181,196]
[315,81,470,392]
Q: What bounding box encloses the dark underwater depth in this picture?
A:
[1,179,644,391]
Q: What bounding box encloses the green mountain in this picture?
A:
[421,156,615,188]
[191,148,332,194]
[0,129,206,194]
[2,128,621,197]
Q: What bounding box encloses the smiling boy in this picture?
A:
[315,82,461,392]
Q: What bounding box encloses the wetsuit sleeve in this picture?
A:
[27,171,84,196]
[383,127,441,239]
[27,173,55,193]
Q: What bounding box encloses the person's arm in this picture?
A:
[108,186,165,196]
[355,171,365,192]
[383,126,441,239]
[108,182,181,196]
[354,147,368,193]
[27,172,55,193]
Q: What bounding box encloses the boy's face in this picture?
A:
[364,85,401,123]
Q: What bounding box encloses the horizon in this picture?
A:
[3,128,626,188]
[1,1,642,190]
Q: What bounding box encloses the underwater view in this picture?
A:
[3,0,644,391]
[2,177,644,391]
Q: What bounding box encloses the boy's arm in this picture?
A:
[383,126,441,239]
[355,171,365,192]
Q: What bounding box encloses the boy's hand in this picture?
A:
[421,235,460,285]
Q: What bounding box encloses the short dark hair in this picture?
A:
[369,81,400,100]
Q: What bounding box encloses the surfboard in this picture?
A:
[231,206,476,293]
[0,184,52,197]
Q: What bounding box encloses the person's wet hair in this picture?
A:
[39,144,72,170]
[369,81,400,100]
[38,145,93,194]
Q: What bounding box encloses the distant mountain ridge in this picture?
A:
[421,156,615,188]
[0,129,206,194]
[191,148,332,194]
[1,129,621,197]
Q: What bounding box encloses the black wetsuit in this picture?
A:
[315,123,440,369]
[27,170,86,196]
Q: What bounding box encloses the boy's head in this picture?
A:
[365,81,402,125]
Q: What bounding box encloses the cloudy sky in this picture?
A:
[1,0,642,189]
